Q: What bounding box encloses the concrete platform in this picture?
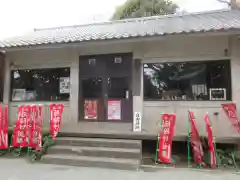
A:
[42,154,139,170]
[58,122,240,144]
[55,137,141,149]
[48,145,141,159]
[42,137,142,170]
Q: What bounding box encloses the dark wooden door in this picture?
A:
[105,54,133,122]
[79,57,105,121]
[79,53,133,122]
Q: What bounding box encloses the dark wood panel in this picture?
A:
[79,53,133,122]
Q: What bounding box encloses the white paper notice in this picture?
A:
[59,77,70,94]
[133,112,142,132]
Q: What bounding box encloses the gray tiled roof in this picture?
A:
[1,9,240,48]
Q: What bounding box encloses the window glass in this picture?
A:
[82,77,102,98]
[144,60,231,101]
[108,77,128,98]
[11,68,70,101]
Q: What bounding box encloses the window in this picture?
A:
[11,68,70,101]
[0,54,4,102]
[144,60,231,101]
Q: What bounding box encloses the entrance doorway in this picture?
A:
[79,53,133,122]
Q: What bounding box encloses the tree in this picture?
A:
[111,0,178,20]
[216,0,231,6]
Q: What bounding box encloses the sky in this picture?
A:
[0,0,228,39]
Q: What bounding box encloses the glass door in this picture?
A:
[80,77,104,121]
[79,53,133,122]
[107,77,132,122]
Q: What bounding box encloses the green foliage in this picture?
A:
[28,135,56,162]
[216,149,238,168]
[0,132,56,163]
[112,0,178,20]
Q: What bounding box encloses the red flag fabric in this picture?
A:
[188,111,204,165]
[36,105,43,150]
[29,105,43,150]
[158,114,176,164]
[29,105,37,148]
[0,105,8,149]
[50,104,64,140]
[221,103,240,133]
[12,105,31,147]
[204,115,217,168]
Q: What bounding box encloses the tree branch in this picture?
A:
[216,0,231,6]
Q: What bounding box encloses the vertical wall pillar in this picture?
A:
[3,57,11,106]
[69,55,79,124]
[132,58,143,131]
[230,36,240,156]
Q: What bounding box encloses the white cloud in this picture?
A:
[0,0,228,39]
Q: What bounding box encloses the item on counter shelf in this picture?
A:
[12,89,26,101]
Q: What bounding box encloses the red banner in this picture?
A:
[221,103,240,133]
[158,114,176,164]
[29,105,37,148]
[12,105,31,147]
[204,115,217,168]
[50,104,64,140]
[36,105,43,150]
[29,105,43,150]
[188,111,204,165]
[0,105,8,149]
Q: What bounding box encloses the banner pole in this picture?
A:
[187,111,191,167]
[232,103,239,171]
[0,104,3,154]
[155,113,162,164]
[208,112,217,168]
[155,134,159,164]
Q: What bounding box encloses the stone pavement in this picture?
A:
[0,158,239,180]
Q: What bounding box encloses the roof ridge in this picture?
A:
[34,8,232,32]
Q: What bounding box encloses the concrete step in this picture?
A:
[55,137,141,149]
[41,154,139,170]
[48,145,141,159]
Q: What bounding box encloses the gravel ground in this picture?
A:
[0,158,239,180]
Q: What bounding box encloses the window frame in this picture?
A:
[10,67,71,102]
[143,59,232,102]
